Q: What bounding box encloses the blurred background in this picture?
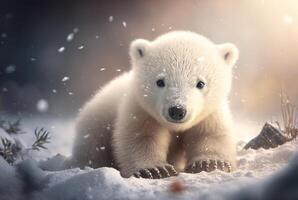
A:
[0,0,297,136]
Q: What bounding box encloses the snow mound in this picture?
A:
[0,139,297,200]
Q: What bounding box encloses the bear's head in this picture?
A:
[130,31,238,131]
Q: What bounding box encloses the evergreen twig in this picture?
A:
[0,119,51,164]
[0,119,25,135]
[31,128,51,151]
[0,137,21,164]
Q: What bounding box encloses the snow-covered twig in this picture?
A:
[30,128,51,151]
[280,90,298,139]
[0,119,51,164]
[0,137,21,164]
[0,119,25,135]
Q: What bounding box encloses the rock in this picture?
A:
[244,122,289,150]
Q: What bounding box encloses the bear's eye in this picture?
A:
[196,81,205,89]
[156,79,165,88]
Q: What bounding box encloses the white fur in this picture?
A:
[70,31,239,177]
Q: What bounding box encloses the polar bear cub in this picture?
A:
[70,31,239,178]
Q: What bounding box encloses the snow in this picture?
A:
[78,45,84,50]
[122,21,127,28]
[100,146,106,151]
[283,15,293,25]
[0,157,23,200]
[5,64,16,74]
[66,33,74,42]
[1,33,7,38]
[73,28,79,33]
[58,47,65,53]
[36,99,49,113]
[61,76,70,82]
[0,118,298,199]
[65,28,79,42]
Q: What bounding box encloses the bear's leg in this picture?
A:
[182,116,236,173]
[167,134,186,172]
[113,103,178,179]
[69,116,117,169]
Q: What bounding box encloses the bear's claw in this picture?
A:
[133,164,178,179]
[185,160,232,173]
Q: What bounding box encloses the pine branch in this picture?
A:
[31,128,51,151]
[0,119,26,135]
[0,137,21,165]
[0,123,51,164]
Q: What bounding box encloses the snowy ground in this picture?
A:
[0,117,298,200]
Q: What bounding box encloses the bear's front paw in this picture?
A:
[133,164,178,179]
[185,160,232,173]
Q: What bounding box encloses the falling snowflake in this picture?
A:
[5,65,16,73]
[67,33,74,42]
[116,69,121,72]
[36,99,49,113]
[61,76,70,82]
[122,21,127,28]
[84,134,90,139]
[95,35,99,39]
[109,16,114,22]
[78,45,84,50]
[100,68,106,71]
[68,92,74,95]
[58,47,65,53]
[1,33,7,38]
[73,27,79,33]
[151,28,155,32]
[100,146,106,151]
[284,15,293,24]
[52,89,57,93]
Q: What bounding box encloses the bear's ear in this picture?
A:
[217,43,239,67]
[129,39,150,60]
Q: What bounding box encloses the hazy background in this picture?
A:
[0,0,297,128]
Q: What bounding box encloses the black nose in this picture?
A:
[168,105,187,121]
